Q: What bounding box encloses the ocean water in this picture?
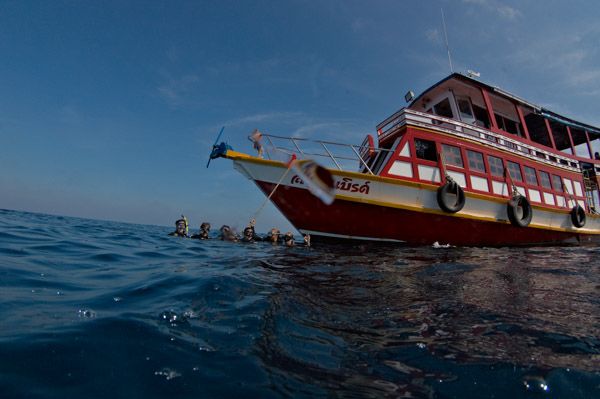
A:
[0,209,598,398]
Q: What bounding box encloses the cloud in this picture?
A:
[212,111,370,145]
[157,74,200,108]
[58,105,83,125]
[462,0,522,20]
[292,122,346,137]
[497,5,520,19]
[425,28,442,45]
[351,17,373,33]
[221,111,305,128]
[511,30,600,90]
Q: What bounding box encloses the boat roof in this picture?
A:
[410,73,600,136]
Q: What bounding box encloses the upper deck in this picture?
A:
[377,73,600,174]
[366,74,600,213]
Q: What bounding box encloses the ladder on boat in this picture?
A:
[583,169,599,213]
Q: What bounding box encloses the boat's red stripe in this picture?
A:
[256,181,591,246]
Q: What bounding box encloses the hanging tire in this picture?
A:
[570,205,586,228]
[507,195,532,227]
[437,180,465,213]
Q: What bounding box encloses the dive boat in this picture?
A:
[213,73,600,246]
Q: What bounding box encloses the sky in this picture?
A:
[1,0,600,232]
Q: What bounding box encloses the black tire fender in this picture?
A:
[507,195,532,227]
[570,204,586,228]
[436,180,466,213]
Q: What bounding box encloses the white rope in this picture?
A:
[249,161,295,226]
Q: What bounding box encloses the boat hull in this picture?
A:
[256,181,594,246]
[229,155,600,246]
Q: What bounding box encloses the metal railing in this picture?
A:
[260,134,394,175]
[377,108,582,173]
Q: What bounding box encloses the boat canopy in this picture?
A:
[410,73,600,136]
[540,109,600,137]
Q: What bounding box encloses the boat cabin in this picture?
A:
[371,73,600,213]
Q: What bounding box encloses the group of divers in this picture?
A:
[168,216,310,247]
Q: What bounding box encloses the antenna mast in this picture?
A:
[441,8,453,73]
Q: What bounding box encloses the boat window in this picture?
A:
[539,171,552,189]
[457,98,473,118]
[494,114,503,130]
[414,138,438,162]
[571,128,590,158]
[472,104,491,128]
[549,120,573,154]
[507,161,523,182]
[433,98,453,119]
[467,150,486,172]
[524,166,538,186]
[441,144,463,167]
[370,137,399,174]
[504,118,520,136]
[552,175,564,192]
[488,155,504,177]
[456,96,475,125]
[524,112,553,148]
[495,113,521,136]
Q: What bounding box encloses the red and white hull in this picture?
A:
[230,154,600,246]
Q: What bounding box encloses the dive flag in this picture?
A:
[291,159,335,205]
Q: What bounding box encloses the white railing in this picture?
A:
[261,134,394,175]
[378,108,581,173]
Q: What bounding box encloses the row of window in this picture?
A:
[414,138,572,194]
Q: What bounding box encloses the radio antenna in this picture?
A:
[441,8,453,73]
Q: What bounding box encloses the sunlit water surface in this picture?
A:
[0,209,598,398]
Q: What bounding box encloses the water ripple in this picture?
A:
[0,209,598,398]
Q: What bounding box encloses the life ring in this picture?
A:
[507,195,532,227]
[570,204,586,228]
[437,180,465,213]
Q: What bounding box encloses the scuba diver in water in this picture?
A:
[168,216,189,237]
[266,228,282,244]
[303,234,311,247]
[219,225,239,242]
[283,232,295,247]
[241,224,263,242]
[191,222,211,240]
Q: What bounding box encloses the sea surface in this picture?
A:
[0,209,598,398]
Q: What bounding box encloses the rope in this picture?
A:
[248,159,296,227]
[504,166,519,197]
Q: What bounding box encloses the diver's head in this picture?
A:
[243,226,254,239]
[219,225,238,241]
[268,228,280,242]
[200,222,211,232]
[175,219,187,235]
[219,225,232,240]
[283,232,294,246]
[303,234,311,247]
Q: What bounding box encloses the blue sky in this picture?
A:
[1,0,600,232]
